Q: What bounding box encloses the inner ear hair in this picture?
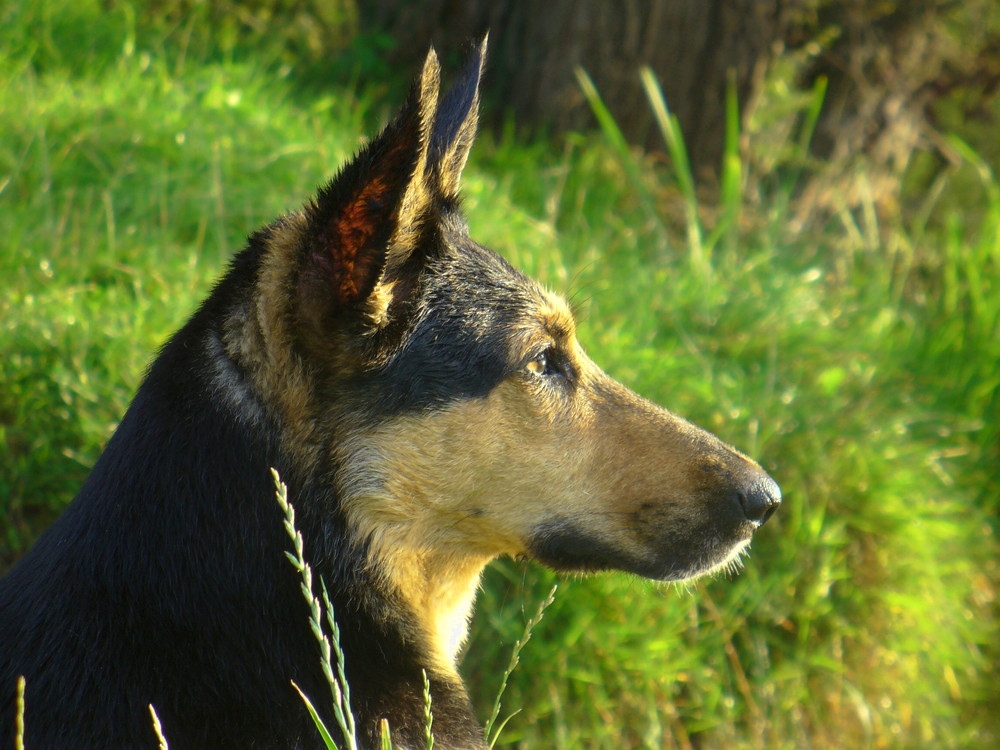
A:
[365,280,399,329]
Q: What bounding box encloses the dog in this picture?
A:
[0,38,780,749]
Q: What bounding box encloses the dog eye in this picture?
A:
[526,349,557,377]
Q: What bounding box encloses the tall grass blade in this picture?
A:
[485,585,558,748]
[639,67,705,269]
[713,69,743,254]
[777,75,828,221]
[797,76,827,166]
[945,133,1000,202]
[15,676,25,750]
[273,468,358,750]
[148,704,169,750]
[292,681,340,750]
[574,66,666,242]
[379,718,394,750]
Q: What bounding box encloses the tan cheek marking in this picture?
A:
[339,390,547,558]
[335,380,602,669]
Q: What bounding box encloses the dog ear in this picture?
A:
[430,34,487,199]
[298,39,487,334]
[301,50,441,318]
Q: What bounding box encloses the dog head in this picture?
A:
[224,38,779,662]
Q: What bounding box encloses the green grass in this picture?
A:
[1,2,997,748]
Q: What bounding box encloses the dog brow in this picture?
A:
[539,295,576,341]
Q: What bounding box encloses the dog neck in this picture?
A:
[376,546,490,673]
[286,475,490,748]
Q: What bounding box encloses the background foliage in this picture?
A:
[1,1,997,748]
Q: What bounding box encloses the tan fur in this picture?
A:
[365,279,399,328]
[333,290,765,676]
[214,214,329,465]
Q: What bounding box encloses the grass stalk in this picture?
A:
[640,66,705,270]
[484,584,558,748]
[273,468,358,750]
[15,676,25,750]
[422,669,435,750]
[380,718,393,750]
[148,704,170,750]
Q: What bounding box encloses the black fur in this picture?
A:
[368,229,538,414]
[0,43,497,750]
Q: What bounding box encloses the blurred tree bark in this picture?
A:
[789,1,999,213]
[360,0,783,183]
[359,0,1000,211]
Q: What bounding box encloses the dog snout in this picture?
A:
[735,472,782,526]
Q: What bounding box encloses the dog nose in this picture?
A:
[737,474,781,526]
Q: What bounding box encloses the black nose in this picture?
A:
[737,474,782,526]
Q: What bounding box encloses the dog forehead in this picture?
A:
[418,232,576,352]
[425,233,542,316]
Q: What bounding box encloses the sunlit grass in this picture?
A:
[1,1,996,748]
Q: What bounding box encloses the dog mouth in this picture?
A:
[630,527,759,582]
[520,461,780,582]
[526,516,760,582]
[654,534,755,582]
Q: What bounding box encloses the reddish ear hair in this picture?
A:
[304,51,441,310]
[299,38,488,332]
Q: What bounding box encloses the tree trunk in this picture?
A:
[788,1,999,215]
[360,0,784,182]
[360,1,1000,210]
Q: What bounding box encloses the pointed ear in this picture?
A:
[429,34,487,198]
[302,50,441,314]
